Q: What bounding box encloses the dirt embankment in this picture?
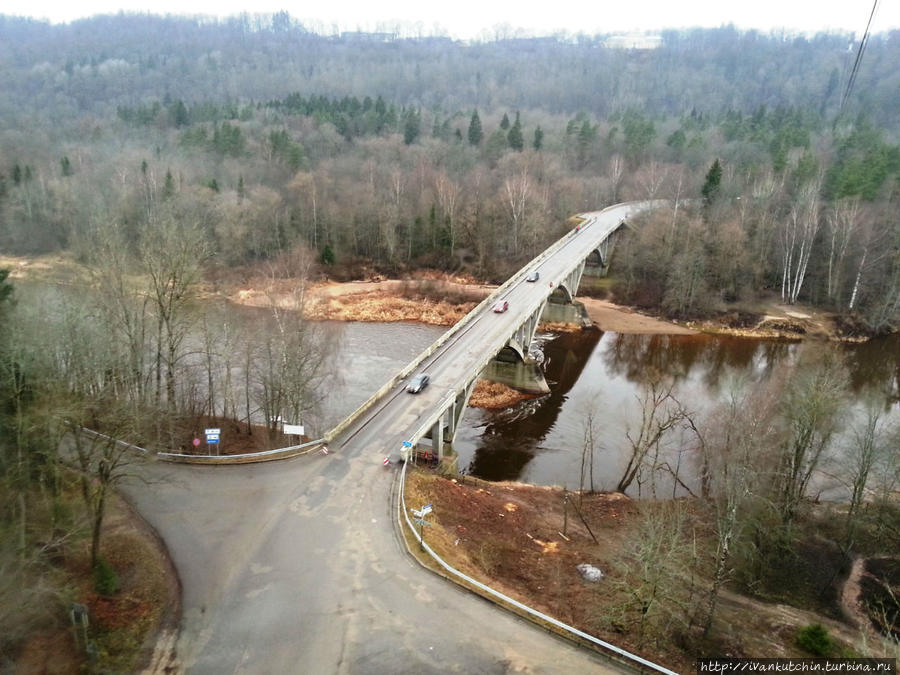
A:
[404,471,894,671]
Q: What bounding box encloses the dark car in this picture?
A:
[525,271,540,282]
[492,300,509,313]
[406,373,430,393]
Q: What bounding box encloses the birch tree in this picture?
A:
[503,166,529,256]
[433,171,460,259]
[779,179,821,304]
[824,198,861,306]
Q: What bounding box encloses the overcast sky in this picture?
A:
[11,0,898,40]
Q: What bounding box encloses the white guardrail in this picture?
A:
[74,425,325,464]
[398,461,678,675]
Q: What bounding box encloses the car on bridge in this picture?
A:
[406,373,430,393]
[492,300,509,313]
[525,271,540,282]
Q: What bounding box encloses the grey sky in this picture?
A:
[11,0,898,39]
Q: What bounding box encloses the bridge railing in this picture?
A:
[323,216,586,444]
[325,201,666,446]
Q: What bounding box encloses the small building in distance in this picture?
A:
[604,34,663,50]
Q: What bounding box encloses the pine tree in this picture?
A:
[403,108,420,145]
[163,169,175,200]
[507,112,524,151]
[468,110,483,146]
[702,159,723,207]
[533,126,544,151]
[500,113,510,130]
[60,156,73,177]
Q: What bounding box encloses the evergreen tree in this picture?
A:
[468,110,483,146]
[702,159,723,207]
[533,126,544,151]
[237,175,246,203]
[500,113,510,130]
[163,169,175,200]
[207,178,219,192]
[60,156,73,177]
[320,244,335,266]
[12,164,21,185]
[170,99,189,127]
[403,108,420,145]
[507,112,524,151]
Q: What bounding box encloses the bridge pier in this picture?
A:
[481,358,550,395]
[540,298,592,327]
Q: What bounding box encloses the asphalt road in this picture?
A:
[123,204,658,674]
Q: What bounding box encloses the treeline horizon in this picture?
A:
[0,15,897,332]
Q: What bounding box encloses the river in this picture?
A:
[20,281,898,495]
[311,314,898,496]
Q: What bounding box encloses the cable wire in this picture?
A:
[840,0,881,113]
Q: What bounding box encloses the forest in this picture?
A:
[0,13,898,669]
[0,13,898,330]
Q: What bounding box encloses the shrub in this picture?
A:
[93,558,120,596]
[797,623,832,656]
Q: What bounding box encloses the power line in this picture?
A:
[840,0,881,113]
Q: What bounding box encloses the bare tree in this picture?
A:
[86,221,152,407]
[608,502,695,647]
[140,214,212,412]
[774,348,848,530]
[579,398,602,495]
[698,377,779,635]
[433,170,461,259]
[616,370,690,494]
[841,394,896,550]
[69,399,149,566]
[254,248,335,437]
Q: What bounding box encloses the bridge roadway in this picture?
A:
[123,202,660,673]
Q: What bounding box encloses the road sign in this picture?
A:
[421,504,433,516]
[205,428,221,435]
[192,438,201,447]
[283,423,304,436]
[383,457,390,466]
[207,436,219,444]
[402,441,412,448]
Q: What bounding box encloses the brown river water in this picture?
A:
[309,315,898,496]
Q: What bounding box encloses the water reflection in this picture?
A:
[602,333,795,392]
[456,330,900,491]
[465,329,601,481]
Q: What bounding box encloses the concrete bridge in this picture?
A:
[327,200,663,464]
[121,201,667,673]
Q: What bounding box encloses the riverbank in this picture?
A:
[227,273,869,341]
[2,254,878,341]
[404,469,897,671]
[227,276,696,334]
